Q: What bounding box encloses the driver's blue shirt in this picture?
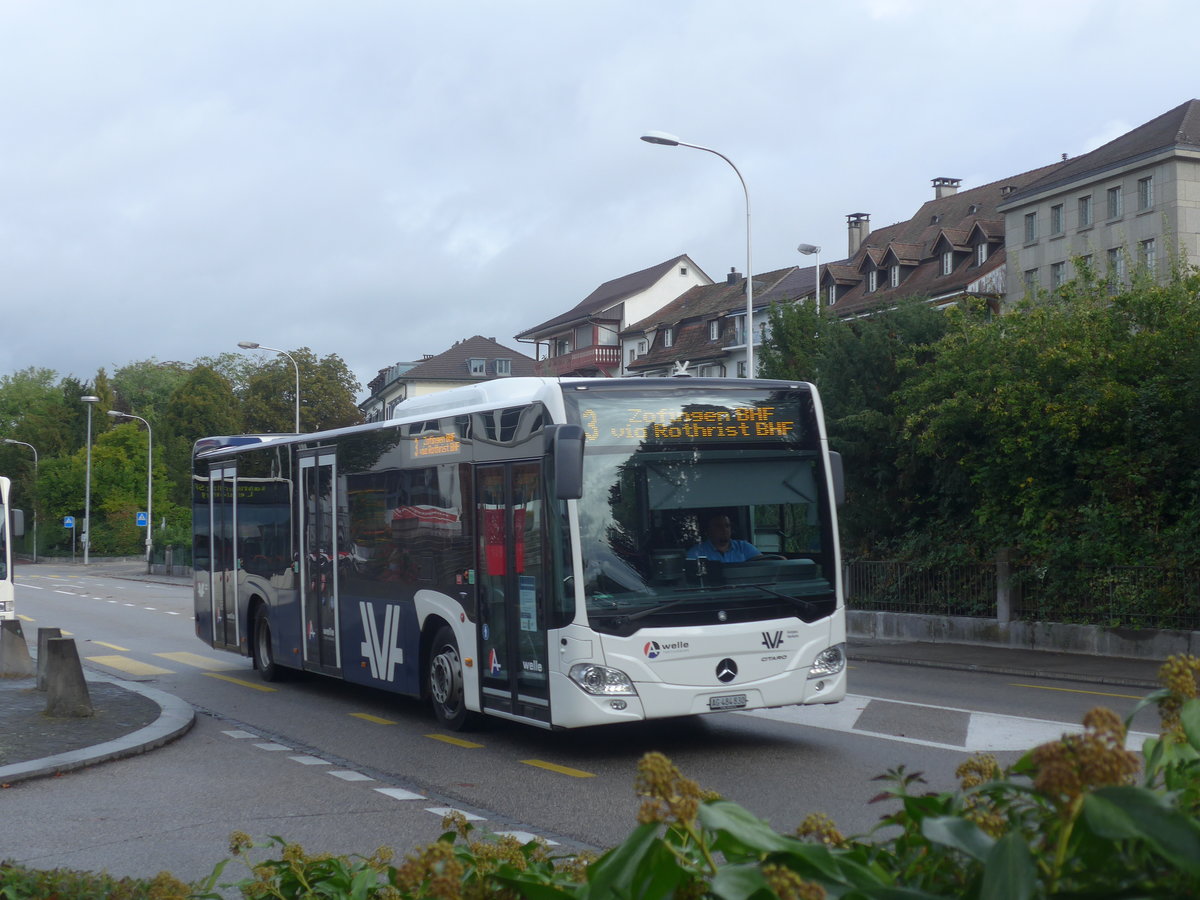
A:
[687,540,761,562]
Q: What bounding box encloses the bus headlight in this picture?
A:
[808,644,845,679]
[569,663,637,696]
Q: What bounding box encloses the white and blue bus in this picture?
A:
[193,377,847,729]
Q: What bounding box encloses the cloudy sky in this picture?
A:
[2,0,1195,398]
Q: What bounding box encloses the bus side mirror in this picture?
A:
[828,451,845,507]
[10,509,23,537]
[547,424,584,500]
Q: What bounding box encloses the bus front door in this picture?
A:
[300,453,341,673]
[475,461,550,725]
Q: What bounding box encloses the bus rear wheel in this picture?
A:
[428,625,471,730]
[253,605,283,682]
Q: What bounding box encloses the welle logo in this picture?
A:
[360,601,404,681]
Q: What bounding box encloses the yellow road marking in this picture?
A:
[93,641,129,652]
[86,655,173,676]
[425,733,484,748]
[155,651,241,671]
[351,712,397,725]
[203,672,277,692]
[521,759,596,778]
[1011,682,1142,700]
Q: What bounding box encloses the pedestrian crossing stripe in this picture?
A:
[155,651,242,670]
[85,655,173,676]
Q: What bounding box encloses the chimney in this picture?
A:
[847,213,869,256]
[932,177,961,199]
[726,266,742,285]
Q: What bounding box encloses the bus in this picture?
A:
[192,377,847,729]
[0,476,15,621]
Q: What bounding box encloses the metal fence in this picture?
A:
[846,559,1200,631]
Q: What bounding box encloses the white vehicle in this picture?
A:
[192,377,847,729]
[0,476,15,620]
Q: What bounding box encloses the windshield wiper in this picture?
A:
[744,583,823,617]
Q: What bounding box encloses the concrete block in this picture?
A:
[43,637,93,718]
[1,619,35,677]
[36,627,62,690]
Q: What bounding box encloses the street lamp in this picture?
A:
[2,439,37,563]
[797,244,822,305]
[108,411,152,571]
[238,341,301,432]
[80,395,99,565]
[641,131,756,377]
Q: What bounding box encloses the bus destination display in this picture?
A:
[579,398,800,446]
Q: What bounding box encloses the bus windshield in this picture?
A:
[564,385,837,634]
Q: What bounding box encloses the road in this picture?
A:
[3,563,1163,885]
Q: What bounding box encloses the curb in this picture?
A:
[847,648,1161,691]
[0,675,196,785]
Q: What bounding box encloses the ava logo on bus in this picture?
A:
[489,649,502,675]
[359,601,404,681]
[643,639,690,659]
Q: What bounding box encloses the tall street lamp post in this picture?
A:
[3,439,37,563]
[81,395,99,564]
[797,244,822,305]
[238,341,301,432]
[108,411,153,571]
[640,131,756,377]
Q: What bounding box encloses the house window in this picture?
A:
[494,358,511,376]
[941,250,954,275]
[628,347,637,364]
[1078,194,1093,227]
[1051,261,1066,288]
[1050,204,1064,235]
[867,269,878,292]
[1024,268,1038,295]
[1024,212,1037,243]
[1077,254,1092,278]
[975,243,989,266]
[890,264,900,287]
[1107,248,1126,291]
[827,284,836,305]
[638,340,647,355]
[1139,238,1157,272]
[736,361,747,378]
[708,319,720,341]
[1106,185,1123,219]
[663,327,673,349]
[468,358,486,375]
[680,265,689,276]
[1137,175,1154,211]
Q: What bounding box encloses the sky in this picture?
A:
[2,0,1197,400]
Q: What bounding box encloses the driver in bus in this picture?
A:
[687,512,764,563]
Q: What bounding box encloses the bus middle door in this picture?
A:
[299,452,341,674]
[475,461,550,726]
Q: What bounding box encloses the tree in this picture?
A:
[160,366,244,506]
[239,347,362,433]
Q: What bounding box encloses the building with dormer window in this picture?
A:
[359,335,535,421]
[513,254,710,377]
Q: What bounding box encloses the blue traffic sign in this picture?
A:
[63,516,75,528]
[136,512,148,527]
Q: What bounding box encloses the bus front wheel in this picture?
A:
[253,605,282,682]
[428,625,471,730]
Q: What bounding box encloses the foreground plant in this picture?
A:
[190,653,1200,899]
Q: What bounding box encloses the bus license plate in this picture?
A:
[709,693,747,711]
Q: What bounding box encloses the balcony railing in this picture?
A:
[534,345,620,376]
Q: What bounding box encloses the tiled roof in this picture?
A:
[829,161,1066,317]
[1001,99,1200,204]
[623,267,803,372]
[514,254,704,339]
[399,335,536,382]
